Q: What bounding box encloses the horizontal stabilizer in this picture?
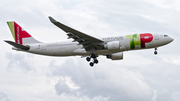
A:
[4,40,30,50]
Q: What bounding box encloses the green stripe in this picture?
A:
[126,34,141,49]
[7,21,15,41]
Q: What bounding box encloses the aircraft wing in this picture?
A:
[49,16,104,51]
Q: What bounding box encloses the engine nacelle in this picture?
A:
[104,41,120,50]
[106,52,123,60]
[104,41,127,51]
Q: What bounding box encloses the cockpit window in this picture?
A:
[164,35,168,37]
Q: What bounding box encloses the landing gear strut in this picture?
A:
[154,47,158,55]
[86,53,99,67]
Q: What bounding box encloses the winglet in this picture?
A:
[48,16,57,23]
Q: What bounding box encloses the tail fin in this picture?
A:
[7,21,41,45]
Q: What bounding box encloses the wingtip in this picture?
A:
[48,16,57,23]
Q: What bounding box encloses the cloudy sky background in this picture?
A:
[0,0,180,101]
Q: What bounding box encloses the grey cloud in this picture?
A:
[154,89,173,101]
[5,52,35,72]
[49,58,153,101]
[0,91,10,101]
[48,51,180,101]
[86,0,180,36]
[122,55,180,101]
[55,79,71,95]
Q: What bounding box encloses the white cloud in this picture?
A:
[49,58,153,101]
[172,91,180,101]
[160,55,180,65]
[5,52,35,72]
[145,0,180,10]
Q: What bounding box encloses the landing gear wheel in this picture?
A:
[86,57,91,62]
[87,53,98,66]
[90,62,94,67]
[154,51,157,55]
[94,59,98,64]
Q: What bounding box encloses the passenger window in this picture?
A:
[144,36,149,39]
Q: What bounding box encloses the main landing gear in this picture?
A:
[86,53,99,67]
[154,47,158,55]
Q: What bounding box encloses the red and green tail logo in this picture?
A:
[7,21,31,45]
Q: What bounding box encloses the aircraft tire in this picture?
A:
[94,59,98,64]
[90,62,94,67]
[154,51,157,55]
[86,57,91,62]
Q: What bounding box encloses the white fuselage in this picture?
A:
[20,34,173,57]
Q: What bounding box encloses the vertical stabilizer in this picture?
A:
[7,21,41,45]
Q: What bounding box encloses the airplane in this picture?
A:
[5,16,174,67]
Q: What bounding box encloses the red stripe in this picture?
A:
[14,22,31,45]
[140,33,153,48]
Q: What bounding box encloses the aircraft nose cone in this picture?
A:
[169,37,174,42]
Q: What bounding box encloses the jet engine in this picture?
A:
[104,41,127,51]
[106,52,123,60]
[104,41,120,50]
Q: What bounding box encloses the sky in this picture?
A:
[0,0,180,101]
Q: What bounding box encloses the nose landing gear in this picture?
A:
[86,53,99,67]
[154,47,158,55]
